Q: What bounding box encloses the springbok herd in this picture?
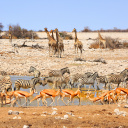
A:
[0,66,128,107]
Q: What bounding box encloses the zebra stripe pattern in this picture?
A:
[0,75,12,92]
[29,66,41,78]
[48,67,70,77]
[14,77,42,91]
[106,69,128,89]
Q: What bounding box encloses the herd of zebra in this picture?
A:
[0,66,128,93]
[0,66,128,106]
[38,66,128,91]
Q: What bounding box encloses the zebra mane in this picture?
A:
[120,69,127,75]
[60,67,68,71]
[31,77,39,81]
[29,66,36,73]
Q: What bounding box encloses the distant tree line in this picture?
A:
[0,23,4,33]
[0,23,39,39]
[81,26,128,32]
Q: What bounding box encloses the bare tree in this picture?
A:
[0,23,4,38]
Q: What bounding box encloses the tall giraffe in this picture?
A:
[44,28,57,56]
[8,26,18,53]
[49,30,55,40]
[72,28,83,54]
[9,26,12,43]
[98,31,106,49]
[54,28,64,58]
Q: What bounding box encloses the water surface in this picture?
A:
[4,76,105,107]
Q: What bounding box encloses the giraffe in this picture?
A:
[98,31,106,49]
[44,28,57,56]
[9,26,12,43]
[72,28,83,54]
[49,30,55,40]
[8,26,18,53]
[54,28,64,58]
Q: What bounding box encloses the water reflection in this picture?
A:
[3,76,105,107]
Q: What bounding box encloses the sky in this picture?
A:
[1,0,128,32]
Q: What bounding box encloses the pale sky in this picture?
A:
[1,0,128,32]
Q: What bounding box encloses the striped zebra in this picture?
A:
[48,67,70,77]
[29,66,41,78]
[106,69,128,90]
[96,75,107,89]
[77,72,99,90]
[0,75,12,92]
[70,72,93,87]
[0,71,7,76]
[42,74,71,89]
[14,77,42,92]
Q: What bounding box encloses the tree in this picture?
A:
[0,23,4,32]
[0,23,4,38]
[11,24,22,38]
[81,26,91,32]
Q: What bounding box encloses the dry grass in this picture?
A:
[89,41,99,49]
[89,37,125,49]
[123,42,128,48]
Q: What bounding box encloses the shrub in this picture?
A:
[59,31,73,40]
[1,35,9,39]
[89,41,99,49]
[0,23,4,32]
[89,37,124,49]
[123,42,128,48]
[2,24,39,39]
[81,26,92,32]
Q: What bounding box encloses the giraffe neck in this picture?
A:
[56,29,58,45]
[51,31,55,39]
[98,32,104,40]
[46,32,52,41]
[75,31,77,42]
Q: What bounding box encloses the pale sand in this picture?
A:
[0,32,128,76]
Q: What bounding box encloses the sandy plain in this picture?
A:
[0,32,128,128]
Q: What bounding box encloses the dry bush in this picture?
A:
[89,37,123,49]
[123,42,128,48]
[25,37,30,39]
[59,32,73,40]
[12,36,18,39]
[81,26,92,32]
[105,37,123,49]
[1,35,9,39]
[89,41,99,49]
[1,24,39,39]
[34,36,40,39]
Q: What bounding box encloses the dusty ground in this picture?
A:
[0,37,128,77]
[0,104,128,128]
[0,33,128,128]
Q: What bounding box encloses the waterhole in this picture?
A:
[3,75,105,107]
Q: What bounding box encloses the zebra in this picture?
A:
[48,67,70,77]
[105,69,128,90]
[0,71,7,76]
[77,72,99,90]
[0,75,12,92]
[14,77,42,92]
[42,74,71,89]
[28,66,41,78]
[70,72,93,87]
[96,75,107,90]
